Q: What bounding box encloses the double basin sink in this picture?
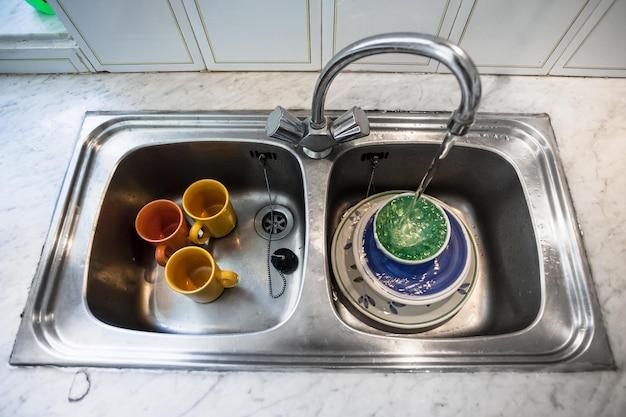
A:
[11,111,613,371]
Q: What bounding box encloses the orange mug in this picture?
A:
[135,199,189,266]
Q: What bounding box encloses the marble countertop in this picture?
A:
[0,72,624,417]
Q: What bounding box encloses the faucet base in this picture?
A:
[302,146,332,159]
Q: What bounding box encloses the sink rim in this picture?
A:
[10,111,614,371]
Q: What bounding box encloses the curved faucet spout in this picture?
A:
[311,32,481,135]
[266,32,482,159]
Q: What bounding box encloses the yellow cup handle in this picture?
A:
[216,270,239,288]
[189,222,210,245]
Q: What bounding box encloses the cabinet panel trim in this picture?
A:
[564,0,626,70]
[56,0,194,66]
[194,0,313,64]
[457,0,590,69]
[0,57,79,72]
[331,0,452,67]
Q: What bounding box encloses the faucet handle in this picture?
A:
[266,106,306,144]
[330,107,370,142]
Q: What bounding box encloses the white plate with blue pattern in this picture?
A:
[331,191,477,330]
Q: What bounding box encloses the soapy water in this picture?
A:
[388,200,428,248]
[376,194,448,261]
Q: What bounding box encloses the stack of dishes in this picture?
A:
[330,191,478,331]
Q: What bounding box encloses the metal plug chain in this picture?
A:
[365,155,380,198]
[260,156,287,298]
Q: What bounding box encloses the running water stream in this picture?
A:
[413,130,458,203]
[380,130,459,256]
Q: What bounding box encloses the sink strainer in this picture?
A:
[254,204,294,240]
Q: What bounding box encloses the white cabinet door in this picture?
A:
[445,0,599,75]
[184,0,321,70]
[49,0,204,71]
[323,0,462,72]
[551,0,626,77]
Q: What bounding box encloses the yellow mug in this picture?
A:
[165,246,239,303]
[182,179,237,244]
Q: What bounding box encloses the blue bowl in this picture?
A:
[362,207,469,298]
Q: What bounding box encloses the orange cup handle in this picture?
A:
[155,245,169,266]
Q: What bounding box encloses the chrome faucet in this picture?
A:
[266,32,482,159]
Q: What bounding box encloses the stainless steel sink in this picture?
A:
[11,111,614,371]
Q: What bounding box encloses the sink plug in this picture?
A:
[271,248,298,274]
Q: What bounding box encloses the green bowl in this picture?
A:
[373,193,451,264]
[25,0,55,15]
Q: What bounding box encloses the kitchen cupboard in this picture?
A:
[322,0,462,72]
[14,0,624,76]
[48,0,204,71]
[183,0,321,70]
[551,0,626,77]
[442,0,601,75]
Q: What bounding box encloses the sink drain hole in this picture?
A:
[255,205,294,240]
[262,211,288,235]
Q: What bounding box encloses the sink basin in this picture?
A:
[88,141,306,334]
[11,111,614,371]
[326,144,540,337]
